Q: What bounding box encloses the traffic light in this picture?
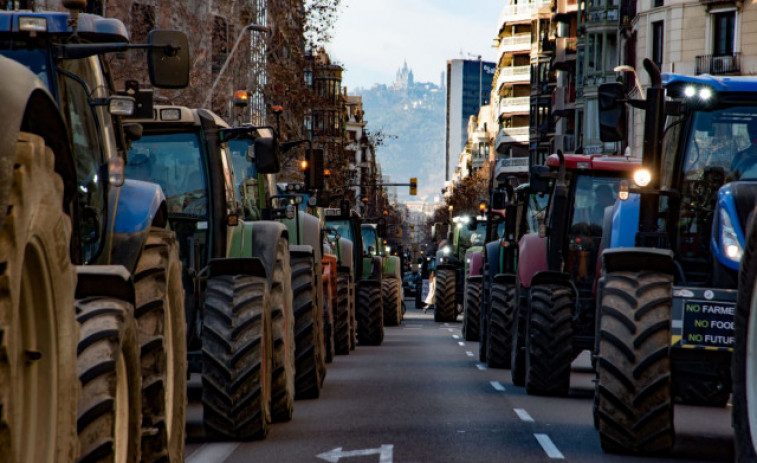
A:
[410,177,417,195]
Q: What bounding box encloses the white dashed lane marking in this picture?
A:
[534,434,565,459]
[476,363,487,370]
[452,334,460,339]
[490,381,506,392]
[458,341,465,347]
[514,408,535,422]
[186,443,240,463]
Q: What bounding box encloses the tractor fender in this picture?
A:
[0,57,76,228]
[383,255,401,279]
[337,238,354,275]
[468,250,484,277]
[601,247,675,275]
[518,232,547,288]
[282,211,322,264]
[361,256,383,282]
[492,273,517,286]
[227,219,289,286]
[75,265,135,307]
[436,263,458,273]
[531,270,573,288]
[485,241,502,279]
[109,179,168,273]
[290,244,314,260]
[207,257,267,279]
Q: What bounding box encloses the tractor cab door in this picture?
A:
[126,129,211,270]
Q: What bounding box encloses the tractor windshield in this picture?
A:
[458,221,487,249]
[227,138,259,193]
[361,226,377,256]
[126,131,208,218]
[328,219,354,242]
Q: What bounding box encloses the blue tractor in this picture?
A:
[0,5,190,463]
[594,60,756,454]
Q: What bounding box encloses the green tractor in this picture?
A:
[0,6,190,463]
[126,106,295,439]
[435,215,487,323]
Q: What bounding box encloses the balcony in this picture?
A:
[586,7,620,26]
[498,96,530,115]
[494,156,529,179]
[495,65,531,88]
[494,126,530,151]
[498,33,531,54]
[551,86,575,115]
[498,0,550,25]
[555,37,578,60]
[696,53,740,75]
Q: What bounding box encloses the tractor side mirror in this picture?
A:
[431,223,439,241]
[598,82,626,143]
[306,148,325,190]
[529,165,551,194]
[254,137,280,174]
[147,30,190,89]
[491,190,507,210]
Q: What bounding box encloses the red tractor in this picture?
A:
[512,152,639,395]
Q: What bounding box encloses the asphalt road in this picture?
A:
[184,299,734,463]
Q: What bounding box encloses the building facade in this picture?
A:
[445,59,496,181]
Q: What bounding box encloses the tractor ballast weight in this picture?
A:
[594,60,754,455]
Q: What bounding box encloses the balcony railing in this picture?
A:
[494,157,529,177]
[498,0,550,25]
[498,96,530,114]
[696,53,741,75]
[587,7,620,24]
[495,65,531,88]
[495,126,530,148]
[498,34,531,53]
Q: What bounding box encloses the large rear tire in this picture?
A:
[487,282,515,369]
[76,297,142,463]
[134,228,187,463]
[382,277,402,327]
[0,132,78,463]
[734,227,757,462]
[434,269,456,322]
[511,286,527,386]
[595,271,674,455]
[201,275,272,440]
[270,238,295,422]
[322,274,335,364]
[357,284,383,346]
[462,276,481,341]
[525,284,573,396]
[335,270,351,355]
[291,253,321,400]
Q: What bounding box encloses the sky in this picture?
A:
[327,0,505,90]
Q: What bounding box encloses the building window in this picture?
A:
[713,11,735,56]
[652,21,664,69]
[653,0,663,7]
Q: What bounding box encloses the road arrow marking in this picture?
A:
[490,381,506,392]
[514,408,535,422]
[534,434,565,459]
[317,445,394,463]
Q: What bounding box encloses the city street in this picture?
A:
[184,299,734,463]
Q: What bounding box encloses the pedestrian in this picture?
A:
[424,270,436,314]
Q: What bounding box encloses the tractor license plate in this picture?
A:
[672,287,736,350]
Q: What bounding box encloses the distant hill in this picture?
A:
[356,67,445,203]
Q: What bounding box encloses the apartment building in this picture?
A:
[551,0,579,154]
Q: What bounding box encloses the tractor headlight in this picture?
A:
[442,246,451,255]
[633,168,651,187]
[720,208,743,262]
